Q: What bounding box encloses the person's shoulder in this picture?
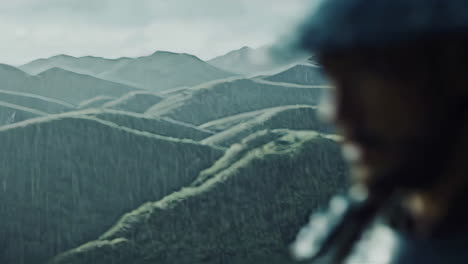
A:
[345,224,398,264]
[344,222,468,264]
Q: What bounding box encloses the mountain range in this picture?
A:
[19,54,132,76]
[21,51,237,91]
[0,46,340,264]
[0,64,138,104]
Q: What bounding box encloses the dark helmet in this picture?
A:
[298,0,468,54]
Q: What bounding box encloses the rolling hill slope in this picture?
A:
[77,96,117,109]
[198,108,267,132]
[35,68,139,104]
[0,89,73,114]
[0,63,34,89]
[0,114,223,264]
[50,129,348,264]
[83,109,214,140]
[0,101,47,126]
[102,91,164,113]
[0,65,140,105]
[201,105,334,146]
[147,79,327,125]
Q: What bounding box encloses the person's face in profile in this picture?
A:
[320,56,433,184]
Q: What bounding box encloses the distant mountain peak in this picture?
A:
[81,55,131,61]
[0,63,22,71]
[37,67,103,79]
[151,50,179,56]
[148,50,204,63]
[151,50,201,59]
[0,64,29,76]
[208,46,280,75]
[45,54,131,63]
[264,63,327,86]
[220,46,253,57]
[39,67,70,74]
[50,54,77,60]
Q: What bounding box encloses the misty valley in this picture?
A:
[0,46,348,264]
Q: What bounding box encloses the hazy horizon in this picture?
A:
[0,0,314,66]
[12,45,268,67]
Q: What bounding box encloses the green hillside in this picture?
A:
[147,79,326,125]
[77,96,117,109]
[0,101,47,126]
[0,114,223,264]
[201,105,334,146]
[0,65,140,105]
[84,109,214,140]
[35,68,139,104]
[198,108,267,132]
[50,129,348,264]
[103,91,164,113]
[0,90,73,114]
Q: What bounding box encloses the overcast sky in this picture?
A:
[0,0,314,66]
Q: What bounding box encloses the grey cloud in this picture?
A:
[3,0,248,28]
[0,0,314,65]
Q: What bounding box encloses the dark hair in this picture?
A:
[319,35,468,101]
[322,35,467,76]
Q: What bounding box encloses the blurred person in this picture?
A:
[291,0,468,263]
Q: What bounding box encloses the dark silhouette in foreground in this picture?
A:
[292,0,468,263]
